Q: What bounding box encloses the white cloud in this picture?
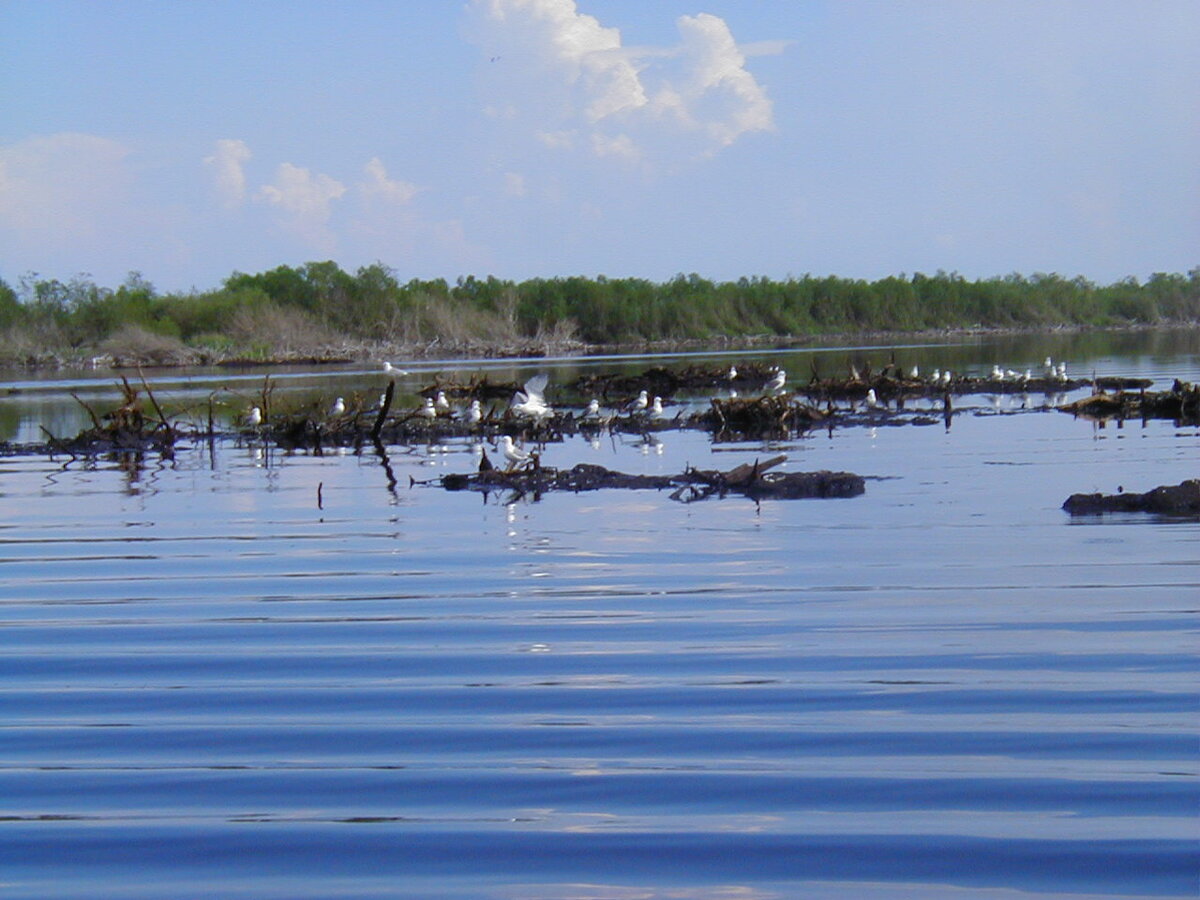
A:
[469,0,779,161]
[359,157,420,206]
[0,133,132,240]
[256,162,346,251]
[503,171,527,197]
[673,14,775,149]
[536,129,576,150]
[203,138,252,208]
[590,132,639,161]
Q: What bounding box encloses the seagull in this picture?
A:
[465,399,482,424]
[511,373,552,419]
[991,365,1004,380]
[909,365,919,379]
[1057,362,1068,382]
[1044,357,1055,378]
[940,370,952,385]
[931,368,941,382]
[418,397,437,419]
[727,365,738,380]
[583,398,601,419]
[383,361,409,375]
[499,435,531,469]
[766,368,786,392]
[330,397,346,417]
[865,388,878,408]
[435,390,450,411]
[651,396,664,415]
[246,406,262,427]
[631,390,649,412]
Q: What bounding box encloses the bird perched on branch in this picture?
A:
[766,368,786,393]
[246,406,262,427]
[329,397,346,417]
[499,435,532,469]
[465,399,483,424]
[418,397,437,419]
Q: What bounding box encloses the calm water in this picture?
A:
[1,331,1197,899]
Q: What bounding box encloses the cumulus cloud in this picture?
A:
[468,0,779,161]
[204,138,251,207]
[359,157,420,206]
[0,133,132,240]
[256,162,346,251]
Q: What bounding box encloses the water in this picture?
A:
[1,331,1197,899]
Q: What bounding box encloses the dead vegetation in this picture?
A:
[1057,380,1200,424]
[438,454,865,504]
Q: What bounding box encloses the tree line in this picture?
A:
[1,262,1197,360]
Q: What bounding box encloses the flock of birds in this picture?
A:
[241,356,1075,468]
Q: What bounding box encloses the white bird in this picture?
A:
[499,435,530,468]
[940,370,951,385]
[418,397,437,419]
[909,365,919,379]
[1057,362,1068,381]
[465,399,482,424]
[246,406,262,427]
[727,365,738,380]
[382,361,409,375]
[991,365,1004,380]
[435,390,450,411]
[931,368,941,382]
[865,388,878,408]
[766,368,786,392]
[330,397,346,417]
[583,398,601,419]
[651,396,664,415]
[631,390,649,412]
[511,373,552,419]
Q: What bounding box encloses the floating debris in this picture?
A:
[436,454,864,503]
[1058,380,1200,423]
[1063,480,1200,516]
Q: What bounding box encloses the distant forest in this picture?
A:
[1,263,1197,364]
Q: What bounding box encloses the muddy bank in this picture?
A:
[1063,480,1200,516]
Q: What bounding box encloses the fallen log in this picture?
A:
[1058,380,1200,422]
[1063,480,1200,516]
[438,456,864,503]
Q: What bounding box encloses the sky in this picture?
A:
[1,0,1197,294]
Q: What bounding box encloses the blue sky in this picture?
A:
[2,0,1197,293]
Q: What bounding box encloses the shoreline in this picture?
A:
[3,320,1196,373]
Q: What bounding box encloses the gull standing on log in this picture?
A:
[499,435,531,469]
[766,368,786,393]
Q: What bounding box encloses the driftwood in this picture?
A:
[438,454,864,503]
[702,395,826,434]
[1058,380,1200,423]
[1063,480,1200,516]
[47,375,179,457]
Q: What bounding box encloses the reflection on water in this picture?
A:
[0,331,1197,899]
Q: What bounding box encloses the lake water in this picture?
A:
[1,330,1197,899]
